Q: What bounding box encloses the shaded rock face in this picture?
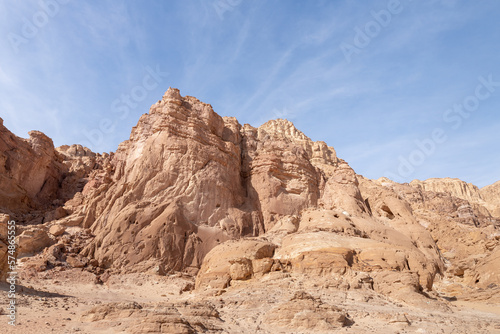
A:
[0,120,62,212]
[0,117,108,215]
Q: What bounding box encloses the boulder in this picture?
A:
[195,239,276,290]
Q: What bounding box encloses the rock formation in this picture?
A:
[0,88,499,333]
[0,118,63,213]
[73,88,373,277]
[411,177,500,219]
[0,116,109,216]
[481,180,500,217]
[410,178,484,203]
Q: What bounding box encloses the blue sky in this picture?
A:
[1,0,499,187]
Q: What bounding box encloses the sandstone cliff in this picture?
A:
[0,89,499,333]
[0,116,109,216]
[410,177,500,219]
[75,88,371,275]
[0,117,64,213]
[410,178,483,203]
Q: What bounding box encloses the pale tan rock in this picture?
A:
[66,254,88,268]
[389,313,411,325]
[81,300,221,334]
[470,247,500,288]
[263,291,347,330]
[410,178,484,203]
[229,258,253,280]
[55,214,85,227]
[410,178,500,220]
[195,239,276,290]
[17,227,54,255]
[49,224,66,236]
[79,88,366,275]
[481,181,500,218]
[275,230,439,290]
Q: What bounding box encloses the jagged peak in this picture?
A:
[163,87,182,100]
[482,180,500,190]
[410,177,480,190]
[258,118,310,143]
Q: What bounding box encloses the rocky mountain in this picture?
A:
[410,178,484,203]
[1,88,499,333]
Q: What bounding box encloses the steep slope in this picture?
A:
[0,118,64,213]
[409,177,500,219]
[77,88,371,274]
[39,88,442,297]
[481,181,500,218]
[0,118,108,279]
[0,117,108,216]
[410,178,484,204]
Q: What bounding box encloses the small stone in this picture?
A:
[49,224,66,237]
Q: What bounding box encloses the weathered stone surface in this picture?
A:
[411,177,500,219]
[470,247,500,288]
[481,180,500,218]
[0,123,60,212]
[78,88,366,275]
[275,230,438,290]
[81,301,222,334]
[195,239,276,289]
[66,254,88,268]
[1,89,500,334]
[410,178,484,203]
[263,291,347,330]
[0,118,107,215]
[48,224,66,236]
[17,227,54,255]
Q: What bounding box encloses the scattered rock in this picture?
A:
[49,224,66,237]
[17,227,54,255]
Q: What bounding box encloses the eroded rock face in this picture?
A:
[481,181,500,218]
[376,177,500,292]
[80,301,223,334]
[0,88,499,311]
[0,117,108,215]
[263,291,348,330]
[410,177,500,219]
[0,120,62,212]
[80,90,252,273]
[195,239,276,290]
[79,88,368,275]
[410,178,484,203]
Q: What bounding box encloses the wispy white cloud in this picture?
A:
[0,1,498,186]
